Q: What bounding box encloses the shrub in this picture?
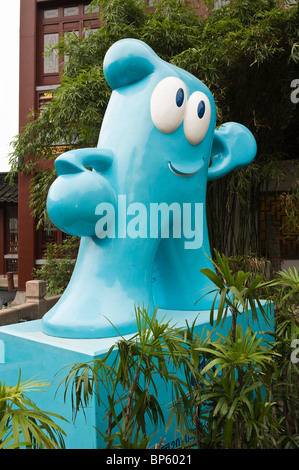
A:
[34,236,79,296]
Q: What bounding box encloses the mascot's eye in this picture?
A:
[184,92,211,145]
[151,77,187,134]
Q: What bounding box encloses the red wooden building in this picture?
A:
[17,0,102,292]
[0,174,18,276]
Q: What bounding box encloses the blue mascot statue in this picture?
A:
[42,39,257,338]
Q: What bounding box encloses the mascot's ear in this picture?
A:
[208,122,257,181]
[103,38,157,90]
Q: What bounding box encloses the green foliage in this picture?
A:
[56,306,194,449]
[271,266,299,294]
[171,0,299,255]
[263,266,299,442]
[0,372,66,449]
[29,170,57,229]
[187,324,279,449]
[192,257,299,449]
[142,0,201,59]
[227,253,271,284]
[99,0,146,39]
[199,249,270,341]
[34,236,79,296]
[279,181,299,235]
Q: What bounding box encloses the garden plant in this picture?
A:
[0,373,66,449]
[56,260,299,449]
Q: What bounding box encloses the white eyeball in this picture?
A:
[184,91,211,145]
[150,77,187,134]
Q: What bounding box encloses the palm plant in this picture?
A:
[261,267,299,446]
[56,306,194,449]
[199,249,271,341]
[194,259,299,448]
[0,372,66,449]
[192,324,279,449]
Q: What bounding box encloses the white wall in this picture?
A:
[0,1,20,172]
[282,259,299,271]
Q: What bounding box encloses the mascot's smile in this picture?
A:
[168,161,202,177]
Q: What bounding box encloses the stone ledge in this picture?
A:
[0,281,61,326]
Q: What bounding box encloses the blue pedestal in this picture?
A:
[0,306,273,449]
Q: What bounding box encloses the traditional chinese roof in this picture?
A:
[0,173,18,204]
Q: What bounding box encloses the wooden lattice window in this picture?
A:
[37,2,101,87]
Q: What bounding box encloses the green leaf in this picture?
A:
[216,288,229,326]
[227,397,240,420]
[230,285,248,312]
[200,268,225,289]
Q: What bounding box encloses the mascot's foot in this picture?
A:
[41,300,139,339]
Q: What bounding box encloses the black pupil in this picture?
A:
[176,88,184,107]
[197,100,205,119]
